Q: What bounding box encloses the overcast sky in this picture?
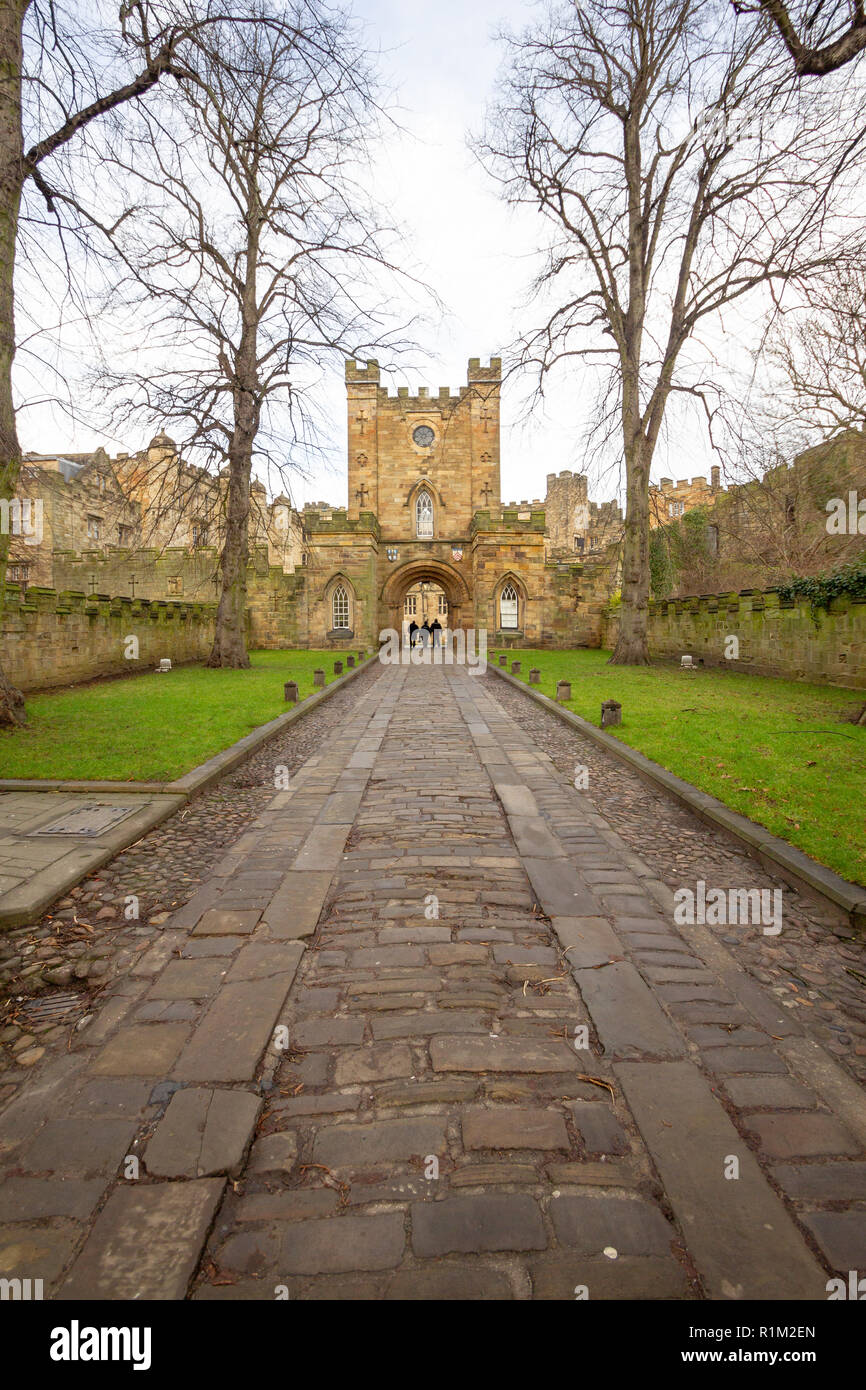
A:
[17,0,729,512]
[301,0,601,511]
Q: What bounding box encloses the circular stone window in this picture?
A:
[412,424,435,448]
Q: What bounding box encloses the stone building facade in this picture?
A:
[292,358,617,650]
[649,468,722,527]
[5,356,623,660]
[9,434,307,606]
[653,432,866,596]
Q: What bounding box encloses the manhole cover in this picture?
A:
[18,991,87,1026]
[33,804,136,837]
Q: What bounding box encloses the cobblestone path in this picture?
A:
[0,661,383,1088]
[486,673,866,1086]
[0,663,864,1300]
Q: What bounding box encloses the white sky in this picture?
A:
[16,0,747,512]
[297,0,604,510]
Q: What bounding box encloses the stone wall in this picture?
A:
[602,588,866,688]
[1,584,216,692]
[53,544,223,605]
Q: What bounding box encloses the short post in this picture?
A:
[529,668,540,684]
[601,699,622,728]
[511,660,521,674]
[283,680,298,703]
[334,660,343,675]
[313,667,325,688]
[498,653,508,667]
[358,650,364,661]
[346,655,355,668]
[556,679,571,703]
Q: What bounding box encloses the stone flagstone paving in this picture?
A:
[0,662,864,1300]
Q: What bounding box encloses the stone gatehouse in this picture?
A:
[293,358,616,650]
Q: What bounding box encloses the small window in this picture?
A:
[668,501,684,518]
[332,584,350,630]
[192,522,208,547]
[438,594,448,615]
[117,524,133,546]
[404,594,417,616]
[575,536,585,552]
[8,564,28,582]
[500,583,519,629]
[167,576,182,596]
[416,489,433,538]
[87,515,101,540]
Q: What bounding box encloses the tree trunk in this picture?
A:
[207,299,260,667]
[0,2,29,725]
[610,431,652,665]
[208,195,264,670]
[207,427,253,667]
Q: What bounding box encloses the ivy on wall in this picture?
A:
[776,553,866,613]
[649,507,717,598]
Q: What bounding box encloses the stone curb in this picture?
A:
[0,656,377,802]
[0,794,186,930]
[0,656,376,929]
[0,779,174,794]
[489,663,866,931]
[166,655,377,798]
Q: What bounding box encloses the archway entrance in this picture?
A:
[380,558,472,642]
[401,580,449,644]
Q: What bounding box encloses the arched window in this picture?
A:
[500,583,519,629]
[332,584,350,630]
[416,489,433,538]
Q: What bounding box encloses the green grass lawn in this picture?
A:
[0,650,358,783]
[492,648,866,887]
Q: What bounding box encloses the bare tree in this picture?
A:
[0,0,266,724]
[478,0,864,663]
[747,0,866,75]
[769,256,866,433]
[93,4,416,667]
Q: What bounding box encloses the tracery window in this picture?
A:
[500,583,519,629]
[416,490,433,538]
[332,584,350,629]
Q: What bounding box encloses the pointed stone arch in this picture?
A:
[403,477,445,540]
[323,572,356,636]
[381,558,471,635]
[493,570,527,637]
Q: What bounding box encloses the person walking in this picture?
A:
[430,617,442,648]
[408,619,419,649]
[420,619,431,650]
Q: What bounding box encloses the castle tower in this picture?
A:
[545,469,590,551]
[344,356,502,537]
